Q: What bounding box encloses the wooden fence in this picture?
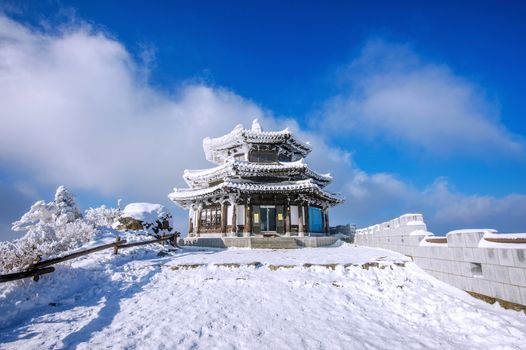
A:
[0,233,179,283]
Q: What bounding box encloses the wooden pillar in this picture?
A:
[324,207,330,235]
[231,203,237,236]
[188,216,193,235]
[285,203,291,236]
[244,204,252,237]
[304,204,310,236]
[195,208,202,236]
[298,204,304,237]
[220,202,227,236]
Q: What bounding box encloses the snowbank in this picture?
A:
[1,244,525,349]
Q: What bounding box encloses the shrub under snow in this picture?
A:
[0,187,173,274]
[85,205,122,228]
[0,186,96,273]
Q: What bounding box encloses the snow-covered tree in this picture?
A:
[0,186,97,273]
[0,187,171,274]
[53,185,82,225]
[11,200,56,234]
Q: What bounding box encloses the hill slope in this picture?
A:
[1,243,525,349]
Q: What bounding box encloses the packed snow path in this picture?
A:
[1,244,525,349]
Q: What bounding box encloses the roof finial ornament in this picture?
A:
[251,118,262,132]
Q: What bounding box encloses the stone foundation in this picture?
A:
[180,236,339,249]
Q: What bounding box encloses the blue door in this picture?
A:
[260,207,277,232]
[308,207,324,233]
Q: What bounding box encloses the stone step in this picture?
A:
[250,237,299,249]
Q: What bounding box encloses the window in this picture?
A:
[470,263,483,277]
[249,150,277,163]
[200,205,221,228]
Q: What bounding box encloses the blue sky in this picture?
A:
[1,1,525,239]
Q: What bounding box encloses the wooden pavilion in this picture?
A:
[169,119,343,237]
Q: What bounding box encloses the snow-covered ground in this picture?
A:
[1,243,525,349]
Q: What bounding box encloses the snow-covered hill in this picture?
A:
[1,243,525,349]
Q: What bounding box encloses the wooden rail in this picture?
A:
[0,267,55,283]
[425,237,448,244]
[119,237,172,249]
[0,233,179,283]
[425,236,526,244]
[484,237,526,244]
[30,239,128,270]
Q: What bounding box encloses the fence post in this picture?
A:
[113,236,121,255]
[174,232,180,247]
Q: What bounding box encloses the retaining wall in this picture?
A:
[180,236,339,249]
[355,214,526,308]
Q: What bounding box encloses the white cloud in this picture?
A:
[423,179,526,233]
[0,16,524,238]
[345,175,526,234]
[0,15,350,233]
[317,40,523,156]
[338,169,420,227]
[0,15,268,199]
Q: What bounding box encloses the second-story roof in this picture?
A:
[183,158,332,188]
[203,119,312,164]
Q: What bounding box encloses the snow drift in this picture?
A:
[1,244,525,349]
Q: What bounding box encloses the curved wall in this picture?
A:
[355,214,526,309]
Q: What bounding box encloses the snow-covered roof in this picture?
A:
[169,179,343,207]
[203,119,312,164]
[183,158,332,187]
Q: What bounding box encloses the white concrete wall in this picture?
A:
[356,213,427,237]
[355,214,526,307]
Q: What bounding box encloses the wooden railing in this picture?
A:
[484,237,526,244]
[0,233,179,283]
[423,235,526,245]
[424,237,448,244]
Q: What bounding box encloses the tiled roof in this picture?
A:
[202,120,311,164]
[183,159,332,187]
[168,179,343,205]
